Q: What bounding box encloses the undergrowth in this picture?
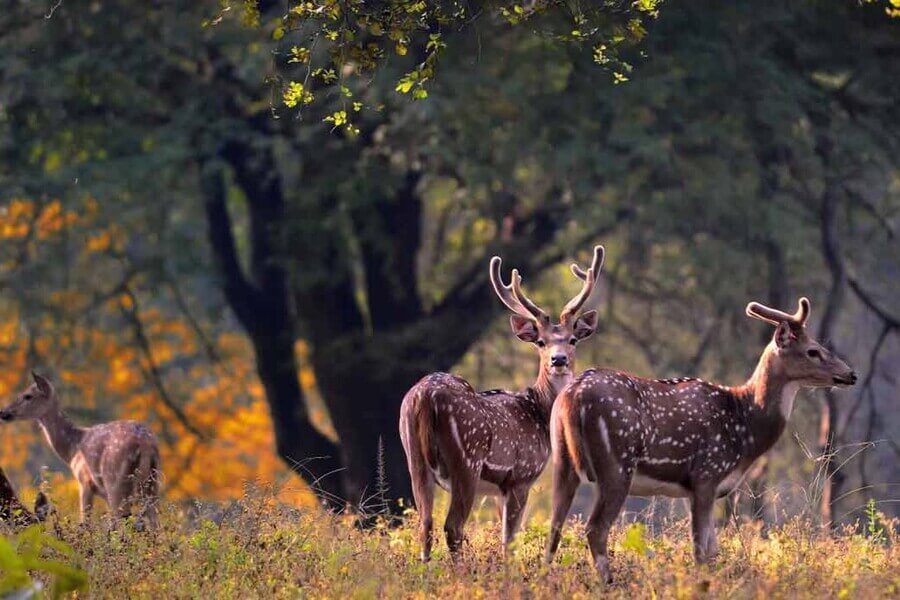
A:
[1,488,897,599]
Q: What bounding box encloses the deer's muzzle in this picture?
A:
[832,372,857,387]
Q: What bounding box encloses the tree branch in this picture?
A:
[847,276,900,329]
[118,286,208,441]
[839,323,891,439]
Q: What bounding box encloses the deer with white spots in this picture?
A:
[399,246,605,561]
[0,372,161,529]
[545,297,857,582]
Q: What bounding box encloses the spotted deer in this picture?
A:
[399,246,605,561]
[0,372,161,529]
[545,297,857,582]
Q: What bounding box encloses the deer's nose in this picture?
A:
[833,371,858,385]
[0,410,12,422]
[550,354,568,367]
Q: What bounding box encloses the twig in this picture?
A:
[45,0,63,19]
[165,279,221,364]
[118,286,208,440]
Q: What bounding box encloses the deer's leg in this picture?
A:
[78,482,95,524]
[585,470,631,584]
[106,483,132,523]
[705,524,719,560]
[501,484,530,550]
[444,472,476,556]
[545,455,580,564]
[690,487,717,565]
[412,469,436,561]
[138,468,161,531]
[401,414,437,561]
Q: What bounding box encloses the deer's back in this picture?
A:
[567,369,756,496]
[403,372,551,492]
[79,421,159,485]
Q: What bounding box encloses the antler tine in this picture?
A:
[745,297,811,327]
[511,269,550,323]
[561,245,605,323]
[796,297,810,326]
[489,256,548,323]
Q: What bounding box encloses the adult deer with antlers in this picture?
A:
[0,373,161,529]
[399,246,604,561]
[545,297,857,582]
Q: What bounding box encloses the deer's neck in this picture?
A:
[732,346,799,457]
[37,407,84,464]
[533,369,572,413]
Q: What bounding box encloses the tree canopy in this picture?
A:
[1,0,898,521]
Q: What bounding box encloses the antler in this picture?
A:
[560,245,605,324]
[489,256,550,324]
[745,297,810,327]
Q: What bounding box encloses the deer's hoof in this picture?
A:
[595,556,613,584]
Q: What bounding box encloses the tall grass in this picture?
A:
[2,484,896,599]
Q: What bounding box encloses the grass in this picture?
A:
[2,487,897,599]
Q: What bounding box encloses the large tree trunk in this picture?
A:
[201,157,346,509]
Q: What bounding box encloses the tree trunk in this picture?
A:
[817,188,847,526]
[201,158,346,509]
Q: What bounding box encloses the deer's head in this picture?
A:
[0,372,59,422]
[489,245,604,382]
[746,297,857,388]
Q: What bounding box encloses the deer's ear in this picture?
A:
[774,321,796,349]
[573,310,598,340]
[32,372,53,397]
[509,315,539,343]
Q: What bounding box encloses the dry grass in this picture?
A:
[4,487,897,599]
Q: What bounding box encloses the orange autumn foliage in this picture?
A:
[0,199,331,512]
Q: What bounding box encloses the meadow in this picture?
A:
[2,486,897,599]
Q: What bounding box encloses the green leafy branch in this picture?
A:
[0,526,88,599]
[210,0,664,132]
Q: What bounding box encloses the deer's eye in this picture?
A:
[23,394,31,400]
[535,340,546,348]
[569,338,578,346]
[807,349,822,360]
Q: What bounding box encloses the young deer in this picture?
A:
[545,297,857,582]
[0,373,161,529]
[399,246,604,561]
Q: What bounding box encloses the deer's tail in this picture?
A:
[557,389,595,483]
[399,381,440,560]
[401,386,438,472]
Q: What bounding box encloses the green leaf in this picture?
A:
[621,522,649,556]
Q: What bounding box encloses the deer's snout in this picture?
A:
[833,371,858,386]
[550,354,569,368]
[0,410,13,422]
